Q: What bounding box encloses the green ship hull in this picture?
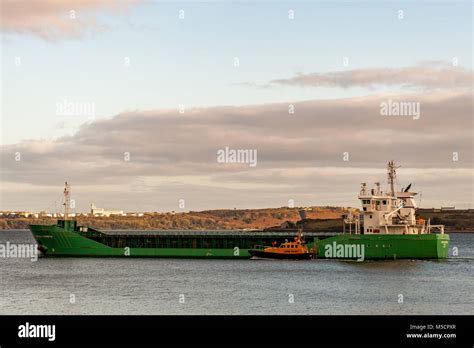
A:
[315,233,449,260]
[29,221,252,258]
[29,220,449,260]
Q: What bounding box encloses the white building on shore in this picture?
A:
[90,203,124,217]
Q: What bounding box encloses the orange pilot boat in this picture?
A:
[248,233,312,260]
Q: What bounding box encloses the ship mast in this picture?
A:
[63,182,70,220]
[387,161,400,197]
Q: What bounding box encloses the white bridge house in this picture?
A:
[344,161,444,235]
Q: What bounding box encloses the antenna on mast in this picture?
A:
[63,182,70,220]
[387,161,400,197]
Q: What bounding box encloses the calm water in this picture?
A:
[0,230,473,315]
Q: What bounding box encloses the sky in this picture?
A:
[0,0,473,213]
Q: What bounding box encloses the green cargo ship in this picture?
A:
[29,161,449,260]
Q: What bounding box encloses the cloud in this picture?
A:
[268,63,473,90]
[0,0,141,41]
[1,89,472,211]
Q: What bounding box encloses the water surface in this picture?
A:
[1,230,472,315]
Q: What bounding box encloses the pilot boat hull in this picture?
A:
[248,249,312,260]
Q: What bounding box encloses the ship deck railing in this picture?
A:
[95,230,340,238]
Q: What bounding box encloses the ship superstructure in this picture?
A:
[356,161,444,235]
[317,161,449,260]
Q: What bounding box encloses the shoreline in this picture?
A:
[2,229,474,233]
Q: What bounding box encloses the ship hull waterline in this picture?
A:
[248,249,312,260]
